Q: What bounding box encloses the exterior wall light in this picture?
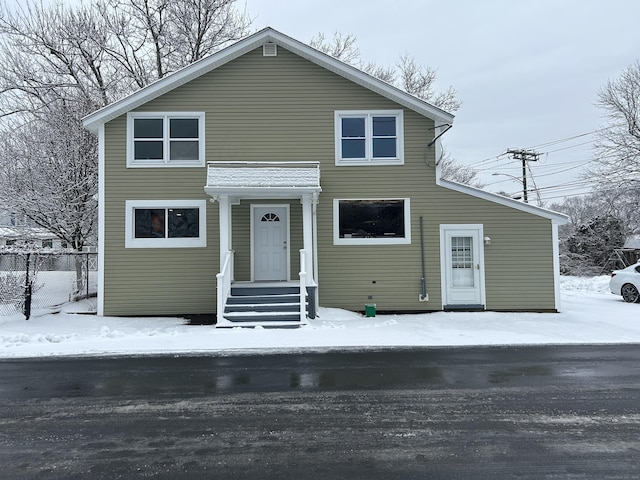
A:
[484,236,491,245]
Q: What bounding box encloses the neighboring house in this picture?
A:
[82,28,568,326]
[612,234,640,268]
[0,210,63,250]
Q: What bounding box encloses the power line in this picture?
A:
[463,126,619,169]
[505,149,539,203]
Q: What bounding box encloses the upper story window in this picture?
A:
[335,110,404,165]
[127,112,205,167]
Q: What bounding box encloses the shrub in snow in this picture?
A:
[0,272,25,309]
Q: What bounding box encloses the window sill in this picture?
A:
[334,237,411,246]
[336,158,403,166]
[125,238,206,248]
[126,160,205,168]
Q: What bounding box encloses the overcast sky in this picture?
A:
[243,0,640,203]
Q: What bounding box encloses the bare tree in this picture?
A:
[310,31,460,111]
[0,2,111,116]
[0,0,251,295]
[590,61,640,190]
[439,149,484,188]
[309,31,360,65]
[396,54,460,112]
[0,0,110,259]
[98,0,251,87]
[0,99,98,250]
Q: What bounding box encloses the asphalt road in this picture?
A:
[1,345,640,479]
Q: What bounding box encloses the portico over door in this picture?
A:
[440,224,486,309]
[252,205,289,281]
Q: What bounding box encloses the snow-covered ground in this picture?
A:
[0,275,638,359]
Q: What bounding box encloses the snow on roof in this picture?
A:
[623,234,640,249]
[0,226,57,240]
[204,162,322,198]
[207,162,320,188]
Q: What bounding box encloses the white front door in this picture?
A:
[440,225,485,308]
[252,205,289,281]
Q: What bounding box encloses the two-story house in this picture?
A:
[82,28,567,327]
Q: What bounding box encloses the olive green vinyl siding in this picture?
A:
[432,188,556,311]
[102,116,218,316]
[102,45,558,315]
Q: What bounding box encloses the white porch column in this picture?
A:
[301,193,314,280]
[218,194,232,270]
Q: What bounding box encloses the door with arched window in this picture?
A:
[252,205,289,281]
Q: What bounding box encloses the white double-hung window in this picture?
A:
[335,110,404,165]
[127,112,205,167]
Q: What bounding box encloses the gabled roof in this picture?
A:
[82,27,454,132]
[438,178,569,224]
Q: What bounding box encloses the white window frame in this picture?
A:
[126,112,205,167]
[333,198,411,245]
[125,200,207,248]
[334,110,404,166]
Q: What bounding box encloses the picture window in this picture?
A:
[333,198,410,245]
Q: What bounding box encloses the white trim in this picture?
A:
[334,110,404,166]
[97,124,105,316]
[552,223,562,311]
[333,198,411,245]
[124,200,207,248]
[250,204,291,281]
[312,194,320,311]
[437,178,569,224]
[82,28,454,133]
[218,194,232,270]
[439,224,486,308]
[126,112,205,168]
[301,194,314,279]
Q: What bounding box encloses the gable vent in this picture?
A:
[263,42,277,57]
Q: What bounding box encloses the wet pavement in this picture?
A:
[1,345,639,478]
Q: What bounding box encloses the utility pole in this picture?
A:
[506,149,539,203]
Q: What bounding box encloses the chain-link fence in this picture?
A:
[0,252,98,319]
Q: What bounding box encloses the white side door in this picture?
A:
[252,205,289,281]
[440,225,485,308]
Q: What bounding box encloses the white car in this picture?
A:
[610,261,640,303]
